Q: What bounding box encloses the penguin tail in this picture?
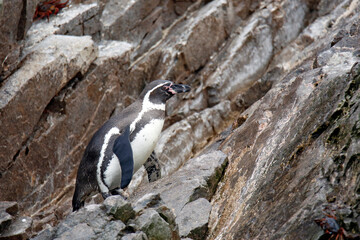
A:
[72,185,84,212]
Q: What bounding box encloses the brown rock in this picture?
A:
[208,19,360,240]
[22,40,133,231]
[0,35,97,209]
[0,0,23,77]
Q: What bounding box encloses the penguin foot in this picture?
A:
[101,192,111,199]
[110,188,128,200]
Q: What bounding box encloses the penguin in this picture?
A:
[72,80,190,211]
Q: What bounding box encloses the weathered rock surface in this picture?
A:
[30,149,226,240]
[0,201,32,240]
[0,202,18,234]
[0,0,37,79]
[0,216,32,240]
[31,194,178,240]
[0,35,97,172]
[103,196,135,223]
[132,150,228,239]
[155,101,231,176]
[208,4,360,240]
[177,198,211,239]
[25,2,101,50]
[1,0,360,239]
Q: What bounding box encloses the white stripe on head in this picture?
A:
[130,83,167,132]
[97,127,120,193]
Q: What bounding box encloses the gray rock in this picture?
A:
[155,205,177,231]
[0,201,28,238]
[121,232,148,240]
[55,223,96,240]
[26,3,100,49]
[134,193,180,239]
[56,204,110,235]
[0,202,18,216]
[0,216,32,240]
[0,212,12,234]
[133,150,227,236]
[100,0,178,59]
[103,196,136,223]
[156,102,231,177]
[96,220,125,240]
[31,227,56,240]
[133,193,163,213]
[177,198,211,239]
[205,14,273,105]
[134,209,172,240]
[31,194,180,239]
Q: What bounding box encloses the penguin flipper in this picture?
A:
[113,126,134,189]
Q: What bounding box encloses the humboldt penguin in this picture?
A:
[72,80,190,211]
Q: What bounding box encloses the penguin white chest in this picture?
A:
[130,119,164,172]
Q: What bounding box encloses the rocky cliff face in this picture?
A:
[0,0,359,239]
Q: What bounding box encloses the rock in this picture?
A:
[121,232,148,240]
[31,193,180,239]
[0,0,35,78]
[177,198,211,240]
[25,3,100,50]
[31,227,56,240]
[132,150,227,238]
[0,34,97,175]
[205,13,273,105]
[101,0,161,42]
[100,0,180,59]
[0,216,32,240]
[133,193,163,213]
[174,0,228,73]
[1,0,360,239]
[0,201,19,234]
[55,223,96,240]
[147,0,230,81]
[134,209,173,240]
[207,15,360,240]
[155,205,179,237]
[0,201,28,240]
[234,68,279,111]
[0,39,133,231]
[96,220,126,240]
[0,202,18,216]
[56,204,110,235]
[155,101,231,177]
[134,194,179,239]
[103,196,135,223]
[0,212,12,234]
[34,202,133,239]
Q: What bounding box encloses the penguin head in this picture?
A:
[140,80,191,104]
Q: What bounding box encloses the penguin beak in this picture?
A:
[169,84,191,94]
